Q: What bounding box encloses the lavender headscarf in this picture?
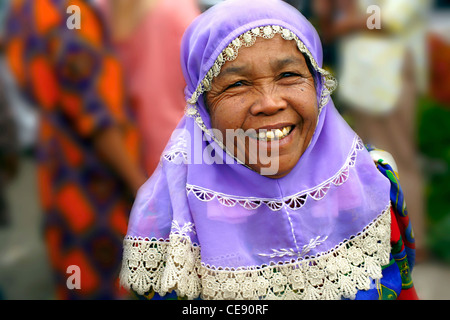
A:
[120,0,392,300]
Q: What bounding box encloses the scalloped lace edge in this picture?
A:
[119,205,391,300]
[185,135,365,211]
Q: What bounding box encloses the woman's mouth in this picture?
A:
[246,125,294,142]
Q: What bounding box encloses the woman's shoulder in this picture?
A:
[366,144,399,175]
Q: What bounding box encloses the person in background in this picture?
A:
[313,0,430,262]
[0,0,18,229]
[283,0,312,18]
[4,0,147,299]
[0,65,19,228]
[0,64,19,302]
[98,0,200,176]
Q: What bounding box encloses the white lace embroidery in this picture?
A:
[258,236,328,259]
[185,136,365,211]
[161,132,189,165]
[120,206,391,300]
[172,220,196,235]
[184,25,337,162]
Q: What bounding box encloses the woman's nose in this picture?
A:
[249,88,287,116]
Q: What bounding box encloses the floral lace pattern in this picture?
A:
[160,131,189,165]
[258,236,328,259]
[119,205,391,300]
[185,136,365,211]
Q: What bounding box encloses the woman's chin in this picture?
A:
[246,154,299,179]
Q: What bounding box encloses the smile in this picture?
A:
[246,126,294,142]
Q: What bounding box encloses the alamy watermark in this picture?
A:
[66,5,81,30]
[367,5,382,30]
[65,4,383,31]
[167,127,281,176]
[66,265,81,290]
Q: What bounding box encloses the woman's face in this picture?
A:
[206,35,318,179]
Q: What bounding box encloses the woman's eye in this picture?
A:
[226,81,245,90]
[280,72,300,78]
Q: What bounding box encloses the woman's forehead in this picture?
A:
[219,36,307,75]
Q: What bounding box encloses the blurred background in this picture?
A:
[0,0,449,300]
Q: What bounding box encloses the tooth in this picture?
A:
[259,131,266,140]
[275,129,283,139]
[282,127,289,136]
[266,131,275,140]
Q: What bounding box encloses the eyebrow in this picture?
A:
[272,56,306,69]
[219,65,249,77]
[219,55,307,77]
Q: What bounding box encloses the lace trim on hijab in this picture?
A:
[119,204,391,300]
[161,130,189,165]
[185,25,338,124]
[183,135,364,211]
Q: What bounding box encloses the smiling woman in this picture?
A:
[119,0,418,300]
[206,35,318,178]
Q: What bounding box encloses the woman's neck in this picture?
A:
[109,0,159,41]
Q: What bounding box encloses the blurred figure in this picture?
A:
[0,0,37,158]
[0,0,19,229]
[0,66,19,228]
[198,0,222,12]
[0,78,14,301]
[283,0,312,17]
[314,0,430,261]
[420,8,450,264]
[428,30,450,108]
[4,0,147,299]
[98,0,200,176]
[308,0,341,71]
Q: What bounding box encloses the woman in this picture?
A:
[5,0,147,299]
[119,0,417,300]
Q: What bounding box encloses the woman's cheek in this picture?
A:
[212,99,247,130]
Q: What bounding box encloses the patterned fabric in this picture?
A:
[367,145,418,300]
[5,0,142,299]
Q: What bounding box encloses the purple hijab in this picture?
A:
[120,0,392,300]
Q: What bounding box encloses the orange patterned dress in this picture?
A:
[5,0,142,299]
